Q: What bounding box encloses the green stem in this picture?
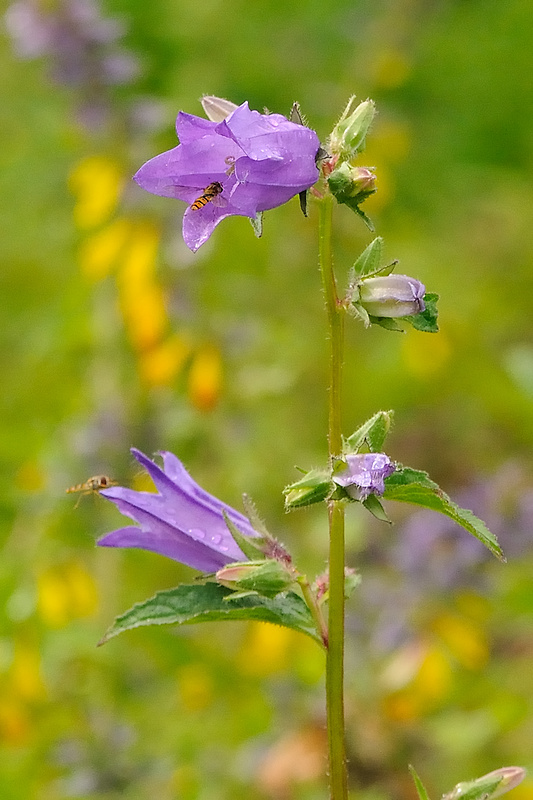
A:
[318,193,348,800]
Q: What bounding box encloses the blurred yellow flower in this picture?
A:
[117,222,166,352]
[382,640,453,721]
[10,641,46,702]
[69,156,124,229]
[238,622,292,676]
[140,334,191,387]
[188,343,223,412]
[38,561,99,628]
[432,612,489,670]
[79,217,132,281]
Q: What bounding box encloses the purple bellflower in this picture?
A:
[98,448,257,572]
[333,453,396,501]
[133,101,321,252]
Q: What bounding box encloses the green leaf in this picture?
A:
[98,583,322,646]
[351,237,383,280]
[409,765,432,800]
[345,409,394,453]
[383,466,505,561]
[405,292,439,333]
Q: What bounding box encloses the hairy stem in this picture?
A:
[318,193,348,800]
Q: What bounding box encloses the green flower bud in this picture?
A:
[329,97,376,159]
[283,468,331,510]
[216,559,295,598]
[328,163,377,206]
[443,768,526,800]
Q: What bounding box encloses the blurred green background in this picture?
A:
[2,0,533,798]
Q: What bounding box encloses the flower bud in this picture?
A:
[356,274,425,318]
[328,163,377,205]
[329,97,376,159]
[283,468,331,510]
[200,95,239,122]
[216,559,295,598]
[444,768,526,800]
[333,453,395,501]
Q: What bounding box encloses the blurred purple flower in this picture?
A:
[333,453,396,501]
[98,448,257,572]
[133,101,321,252]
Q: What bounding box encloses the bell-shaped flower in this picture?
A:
[98,448,258,572]
[333,453,396,501]
[134,101,321,251]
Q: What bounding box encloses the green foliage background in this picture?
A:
[2,0,533,798]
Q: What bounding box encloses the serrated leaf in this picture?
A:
[98,583,322,646]
[351,237,384,280]
[345,410,394,453]
[405,292,439,333]
[383,466,504,561]
[250,211,263,237]
[409,765,432,800]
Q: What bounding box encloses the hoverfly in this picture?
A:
[66,475,117,507]
[190,181,224,211]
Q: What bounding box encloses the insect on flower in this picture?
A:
[190,181,225,211]
[66,475,117,507]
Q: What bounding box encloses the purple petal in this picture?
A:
[98,525,234,572]
[98,448,257,569]
[175,111,218,142]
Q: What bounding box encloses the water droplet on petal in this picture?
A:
[210,533,222,545]
[188,528,205,540]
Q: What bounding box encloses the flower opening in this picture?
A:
[98,448,257,571]
[133,101,321,251]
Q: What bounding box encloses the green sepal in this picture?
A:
[350,237,383,280]
[409,765,432,800]
[383,465,505,561]
[363,493,392,523]
[345,409,394,453]
[404,292,439,333]
[334,194,375,231]
[98,583,322,646]
[298,189,308,217]
[344,568,361,599]
[223,510,267,561]
[250,211,263,238]
[348,302,371,327]
[368,315,405,331]
[217,559,295,598]
[353,203,375,231]
[284,468,331,509]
